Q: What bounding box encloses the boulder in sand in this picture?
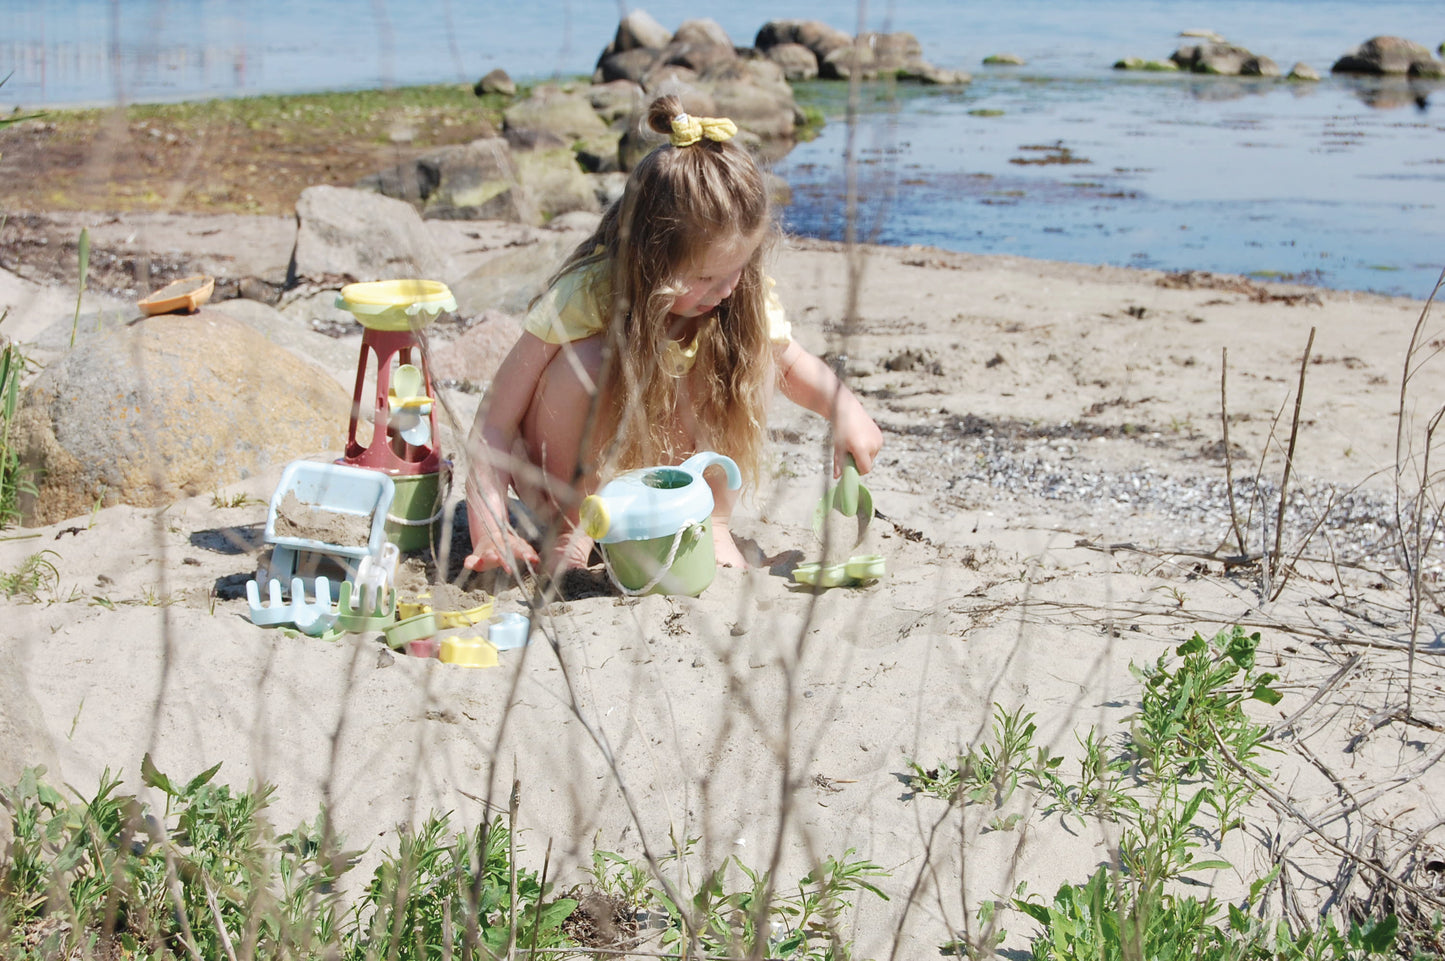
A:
[357,138,539,225]
[426,310,524,387]
[13,311,351,525]
[291,185,450,284]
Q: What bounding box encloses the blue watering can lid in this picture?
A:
[580,452,740,542]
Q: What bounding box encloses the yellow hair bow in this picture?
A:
[669,112,737,147]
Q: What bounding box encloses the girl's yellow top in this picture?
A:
[523,261,792,376]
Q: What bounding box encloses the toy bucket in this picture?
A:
[579,451,740,597]
[385,469,445,552]
[599,523,717,596]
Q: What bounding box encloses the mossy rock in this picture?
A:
[1114,57,1180,72]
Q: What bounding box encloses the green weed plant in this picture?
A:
[0,339,36,528]
[0,551,59,601]
[1,757,887,960]
[586,834,888,961]
[912,626,1411,960]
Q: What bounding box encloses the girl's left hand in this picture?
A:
[834,394,883,476]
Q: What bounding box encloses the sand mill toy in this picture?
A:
[333,278,457,552]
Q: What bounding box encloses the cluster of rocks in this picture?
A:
[1114,32,1445,81]
[355,11,967,227]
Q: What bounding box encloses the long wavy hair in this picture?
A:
[547,94,777,489]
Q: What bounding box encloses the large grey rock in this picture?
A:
[473,68,516,97]
[1171,42,1259,75]
[503,87,610,144]
[513,149,602,219]
[292,185,449,284]
[575,130,624,174]
[821,44,878,80]
[899,63,973,85]
[588,79,645,124]
[611,9,671,53]
[14,311,351,525]
[1241,56,1281,77]
[660,19,738,74]
[765,42,819,81]
[1411,57,1445,78]
[427,310,524,386]
[359,139,539,224]
[1332,36,1441,75]
[701,62,797,140]
[448,233,578,318]
[860,31,924,72]
[755,20,851,63]
[208,296,359,388]
[596,47,662,85]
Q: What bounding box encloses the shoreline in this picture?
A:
[6,71,1444,299]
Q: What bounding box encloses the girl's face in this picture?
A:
[669,233,760,319]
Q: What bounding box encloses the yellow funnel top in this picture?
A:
[336,279,457,331]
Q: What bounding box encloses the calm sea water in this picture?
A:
[4,1,1444,296]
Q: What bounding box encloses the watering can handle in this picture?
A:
[836,455,861,515]
[679,451,741,491]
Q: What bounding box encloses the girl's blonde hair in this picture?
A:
[551,94,776,488]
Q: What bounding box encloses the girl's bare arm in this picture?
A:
[463,332,560,571]
[774,339,883,475]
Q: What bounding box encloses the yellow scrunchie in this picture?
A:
[669,112,738,147]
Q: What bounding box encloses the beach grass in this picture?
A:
[0,82,531,216]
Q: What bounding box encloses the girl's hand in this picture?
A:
[834,394,883,476]
[463,531,540,574]
[464,485,540,574]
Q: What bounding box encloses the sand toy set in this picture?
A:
[244,279,528,663]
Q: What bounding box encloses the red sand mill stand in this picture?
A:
[335,279,457,551]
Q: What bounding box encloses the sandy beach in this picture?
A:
[2,204,1444,956]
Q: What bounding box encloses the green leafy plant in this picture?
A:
[1129,626,1282,782]
[211,490,259,509]
[69,228,89,348]
[658,846,888,961]
[0,339,36,528]
[0,550,59,601]
[1,758,353,959]
[1016,867,1402,961]
[906,703,1061,808]
[345,813,576,961]
[575,837,889,961]
[903,627,1389,960]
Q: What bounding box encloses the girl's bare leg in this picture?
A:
[518,336,607,573]
[707,472,748,568]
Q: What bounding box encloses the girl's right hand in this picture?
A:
[464,530,540,573]
[464,485,540,573]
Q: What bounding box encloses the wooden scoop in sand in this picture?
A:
[812,455,873,549]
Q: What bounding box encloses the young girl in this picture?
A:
[463,94,881,575]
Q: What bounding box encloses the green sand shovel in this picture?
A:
[812,455,874,549]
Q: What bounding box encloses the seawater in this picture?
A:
[3,0,1443,296]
